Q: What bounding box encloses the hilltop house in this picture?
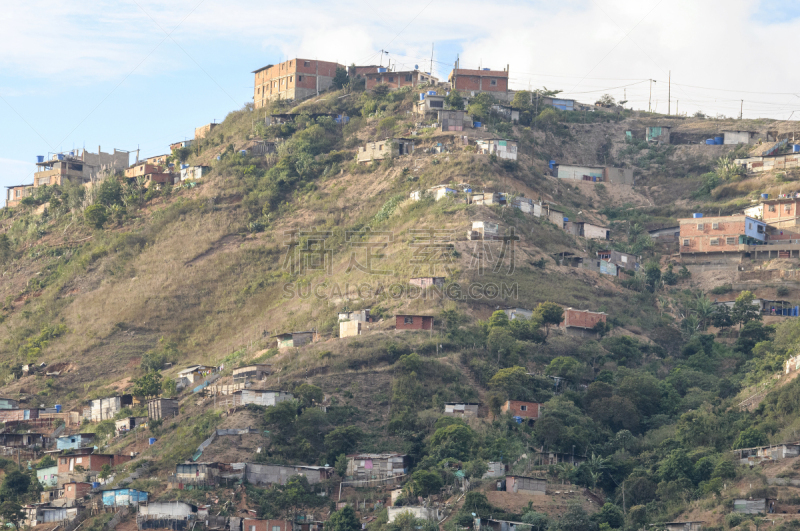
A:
[170,140,193,151]
[273,331,315,349]
[679,214,766,254]
[444,403,480,417]
[57,453,132,474]
[115,416,147,435]
[101,488,148,507]
[646,126,671,144]
[88,395,134,422]
[253,59,344,107]
[449,62,511,101]
[177,365,216,386]
[554,163,635,185]
[181,166,209,181]
[439,109,470,131]
[147,398,180,420]
[505,475,547,495]
[647,226,680,241]
[469,221,501,240]
[232,364,271,384]
[364,69,437,91]
[357,138,414,163]
[346,453,409,480]
[338,309,371,322]
[503,308,533,320]
[723,130,758,144]
[501,401,541,420]
[415,93,445,115]
[409,277,445,289]
[475,139,517,160]
[595,250,639,276]
[245,463,333,486]
[395,315,433,331]
[565,220,610,240]
[243,519,293,531]
[34,148,129,187]
[5,184,34,208]
[231,389,294,407]
[195,123,218,139]
[37,466,59,488]
[561,309,607,336]
[56,434,96,451]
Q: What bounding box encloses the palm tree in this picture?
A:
[694,294,715,331]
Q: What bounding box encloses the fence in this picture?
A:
[105,507,129,530]
[137,516,189,531]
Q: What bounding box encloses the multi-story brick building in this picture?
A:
[33,148,129,188]
[761,197,800,229]
[679,214,766,253]
[253,59,344,108]
[5,184,34,208]
[364,69,437,91]
[449,61,510,101]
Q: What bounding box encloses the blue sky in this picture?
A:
[3,0,800,193]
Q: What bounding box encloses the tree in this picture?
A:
[487,327,517,366]
[332,67,349,90]
[409,469,443,497]
[99,464,112,481]
[295,383,324,408]
[488,310,510,329]
[694,295,715,330]
[534,302,563,339]
[554,502,596,531]
[0,470,30,502]
[644,263,661,292]
[429,424,474,461]
[467,92,495,121]
[162,378,178,398]
[596,94,616,107]
[131,371,162,398]
[445,90,464,110]
[0,501,24,530]
[733,427,768,449]
[732,290,761,328]
[0,234,11,264]
[324,426,362,461]
[735,320,774,354]
[334,454,348,477]
[711,305,734,331]
[594,503,624,529]
[84,204,108,229]
[521,510,550,531]
[35,455,56,470]
[545,357,585,385]
[657,449,693,482]
[326,506,360,531]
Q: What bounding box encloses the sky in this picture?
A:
[3,0,800,193]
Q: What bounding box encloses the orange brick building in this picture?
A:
[679,215,766,254]
[561,309,607,331]
[395,315,433,331]
[364,69,437,91]
[501,400,541,420]
[449,61,510,100]
[253,59,344,108]
[64,482,92,500]
[58,453,132,474]
[762,198,800,228]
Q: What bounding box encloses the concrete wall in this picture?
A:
[444,404,479,416]
[556,165,604,181]
[239,390,293,407]
[583,223,610,240]
[506,476,546,495]
[387,507,438,523]
[340,320,362,338]
[245,464,329,486]
[606,167,635,185]
[724,131,755,144]
[254,59,343,107]
[140,502,195,517]
[194,124,217,139]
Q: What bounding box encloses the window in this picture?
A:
[289,76,293,83]
[272,527,281,531]
[769,205,776,212]
[298,75,302,82]
[388,76,394,82]
[621,255,628,263]
[490,79,497,86]
[250,526,256,531]
[683,239,690,246]
[430,100,444,108]
[710,238,719,246]
[405,74,412,82]
[15,189,20,197]
[697,223,704,230]
[787,205,792,212]
[404,316,413,324]
[712,222,719,229]
[726,237,736,245]
[749,223,752,229]
[76,458,83,463]
[758,225,764,233]
[304,61,310,67]
[520,405,527,411]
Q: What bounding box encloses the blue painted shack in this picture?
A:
[36,465,58,488]
[56,433,96,451]
[101,488,149,507]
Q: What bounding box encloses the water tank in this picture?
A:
[762,193,769,199]
[564,217,569,222]
[149,438,156,445]
[427,90,436,96]
[92,482,100,489]
[705,139,714,145]
[420,93,425,100]
[693,213,703,218]
[55,404,61,413]
[714,137,723,145]
[549,160,556,169]
[794,144,800,152]
[36,156,44,163]
[56,154,64,160]
[474,121,482,128]
[378,68,387,73]
[483,68,491,71]
[239,150,247,155]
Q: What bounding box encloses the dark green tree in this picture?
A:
[445,89,465,110]
[131,371,162,398]
[84,204,108,229]
[409,470,443,497]
[326,506,359,531]
[0,501,24,530]
[332,67,349,89]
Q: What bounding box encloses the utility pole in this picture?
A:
[648,79,653,113]
[668,71,671,115]
[677,100,679,115]
[429,43,434,75]
[741,100,744,120]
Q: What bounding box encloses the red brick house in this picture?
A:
[243,519,292,531]
[679,214,766,254]
[561,309,607,337]
[64,482,92,500]
[501,401,541,420]
[365,70,437,91]
[449,62,510,100]
[348,65,382,79]
[57,453,132,474]
[395,315,434,331]
[253,59,344,108]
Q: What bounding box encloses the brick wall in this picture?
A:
[501,401,540,419]
[365,72,420,91]
[451,69,509,93]
[244,520,291,531]
[395,315,433,330]
[763,200,800,225]
[563,309,606,329]
[679,217,746,252]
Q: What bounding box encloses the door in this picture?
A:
[69,458,74,472]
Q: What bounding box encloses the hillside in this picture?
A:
[4,84,800,531]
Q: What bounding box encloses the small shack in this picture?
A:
[147,398,179,420]
[733,499,766,514]
[273,331,315,349]
[469,221,501,240]
[357,139,414,163]
[505,475,546,495]
[409,277,445,289]
[232,364,272,384]
[443,403,479,417]
[346,453,409,481]
[56,434,96,451]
